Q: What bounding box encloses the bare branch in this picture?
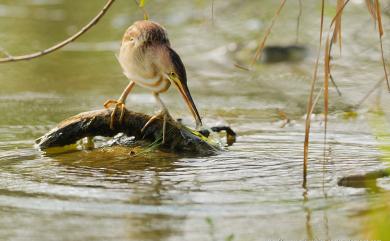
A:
[0,0,116,64]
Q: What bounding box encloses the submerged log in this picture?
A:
[338,169,390,191]
[36,109,231,155]
[262,45,307,63]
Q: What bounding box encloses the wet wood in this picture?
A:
[36,109,222,155]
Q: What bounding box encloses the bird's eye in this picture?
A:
[129,38,134,42]
[170,72,176,77]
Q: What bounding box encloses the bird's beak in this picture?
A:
[169,75,202,129]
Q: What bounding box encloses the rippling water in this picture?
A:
[0,1,389,240]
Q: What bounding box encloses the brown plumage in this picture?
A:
[104,20,202,142]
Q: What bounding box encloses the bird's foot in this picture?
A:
[141,110,174,144]
[103,99,127,129]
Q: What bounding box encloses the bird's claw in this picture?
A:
[103,99,127,129]
[141,110,173,144]
[104,99,124,109]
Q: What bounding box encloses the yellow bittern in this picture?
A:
[104,20,202,143]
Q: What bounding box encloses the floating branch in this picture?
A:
[36,109,232,155]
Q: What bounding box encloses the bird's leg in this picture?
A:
[141,93,174,144]
[104,81,135,129]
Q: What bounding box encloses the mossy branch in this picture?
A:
[36,109,229,155]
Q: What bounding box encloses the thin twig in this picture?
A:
[211,0,215,25]
[310,87,324,115]
[328,37,343,96]
[233,63,250,71]
[251,0,286,66]
[355,76,385,108]
[333,0,345,54]
[366,0,377,21]
[374,0,390,91]
[0,46,12,58]
[303,0,325,188]
[0,0,116,64]
[323,36,330,159]
[296,0,303,43]
[378,33,389,91]
[134,0,149,20]
[322,0,351,168]
[329,74,342,96]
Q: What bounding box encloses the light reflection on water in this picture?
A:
[0,1,389,240]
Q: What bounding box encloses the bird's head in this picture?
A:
[165,49,203,129]
[122,20,170,49]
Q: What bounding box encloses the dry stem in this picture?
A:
[251,0,286,66]
[303,0,325,188]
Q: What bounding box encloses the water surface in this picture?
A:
[0,1,389,240]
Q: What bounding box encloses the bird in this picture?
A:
[104,20,202,143]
